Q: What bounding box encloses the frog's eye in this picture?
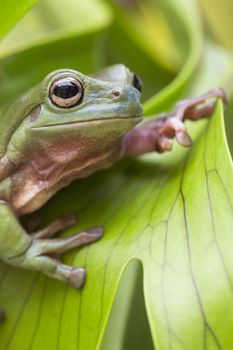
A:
[49,77,83,108]
[132,73,142,92]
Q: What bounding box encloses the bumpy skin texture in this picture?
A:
[0,64,225,296]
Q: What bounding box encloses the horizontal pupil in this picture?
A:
[54,82,79,99]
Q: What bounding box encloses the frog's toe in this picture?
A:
[157,137,173,152]
[158,117,193,150]
[176,130,193,147]
[69,267,86,288]
[33,213,77,239]
[31,256,87,289]
[34,225,104,255]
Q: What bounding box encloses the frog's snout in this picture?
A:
[111,84,143,118]
[112,72,142,96]
[111,73,142,98]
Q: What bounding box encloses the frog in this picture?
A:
[0,64,225,307]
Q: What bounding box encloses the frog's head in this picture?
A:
[4,65,143,167]
[32,64,143,127]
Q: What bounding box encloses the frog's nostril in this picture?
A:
[112,91,121,97]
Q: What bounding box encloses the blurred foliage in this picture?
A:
[199,0,233,50]
[0,0,233,349]
[0,0,37,38]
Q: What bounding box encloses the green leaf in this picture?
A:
[0,0,38,38]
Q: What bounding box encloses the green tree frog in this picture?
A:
[0,64,225,303]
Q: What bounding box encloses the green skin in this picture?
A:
[0,64,224,301]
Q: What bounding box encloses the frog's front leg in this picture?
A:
[0,201,103,288]
[122,88,226,155]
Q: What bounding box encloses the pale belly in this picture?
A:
[10,142,123,216]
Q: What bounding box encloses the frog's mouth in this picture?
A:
[32,115,143,128]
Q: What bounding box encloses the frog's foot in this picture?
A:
[157,88,226,152]
[32,213,77,239]
[123,88,226,156]
[0,310,5,322]
[13,226,104,288]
